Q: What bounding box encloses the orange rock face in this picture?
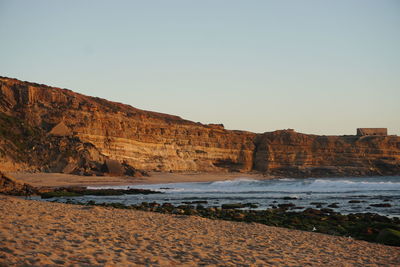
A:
[0,76,399,177]
[0,77,255,174]
[254,130,400,176]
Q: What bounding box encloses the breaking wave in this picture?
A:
[93,176,400,194]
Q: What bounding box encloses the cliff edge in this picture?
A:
[0,76,399,177]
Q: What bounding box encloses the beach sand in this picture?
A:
[9,171,267,187]
[1,196,399,266]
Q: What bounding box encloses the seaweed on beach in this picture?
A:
[39,187,161,199]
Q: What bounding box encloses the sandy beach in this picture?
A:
[9,172,268,187]
[0,196,399,266]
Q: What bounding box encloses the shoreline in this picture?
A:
[1,195,399,266]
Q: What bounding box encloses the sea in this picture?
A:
[47,176,400,217]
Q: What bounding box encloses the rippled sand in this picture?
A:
[0,196,399,266]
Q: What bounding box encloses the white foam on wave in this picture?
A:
[310,179,400,191]
[314,179,399,185]
[88,177,400,194]
[210,178,260,185]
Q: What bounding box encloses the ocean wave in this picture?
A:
[167,178,400,193]
[89,177,400,194]
[313,179,400,185]
[210,178,260,185]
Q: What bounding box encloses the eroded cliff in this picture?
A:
[0,77,255,174]
[0,76,399,177]
[254,130,400,177]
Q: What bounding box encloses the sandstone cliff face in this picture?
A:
[0,77,255,174]
[254,130,400,176]
[0,76,399,177]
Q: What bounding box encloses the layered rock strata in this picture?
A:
[254,130,400,177]
[0,76,399,177]
[0,77,255,174]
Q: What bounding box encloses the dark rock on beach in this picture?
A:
[0,172,37,196]
[376,229,400,246]
[222,203,245,209]
[277,203,296,209]
[310,202,326,208]
[183,200,208,204]
[328,203,340,208]
[39,187,161,199]
[282,196,298,200]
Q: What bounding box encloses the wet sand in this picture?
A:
[9,171,267,187]
[1,196,399,266]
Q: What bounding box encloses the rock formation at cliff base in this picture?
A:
[0,171,36,195]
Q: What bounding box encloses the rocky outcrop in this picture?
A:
[0,76,399,177]
[0,171,36,195]
[0,103,146,176]
[49,121,72,136]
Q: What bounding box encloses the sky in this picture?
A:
[0,0,399,135]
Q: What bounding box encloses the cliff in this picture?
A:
[0,76,255,175]
[0,76,399,177]
[254,130,400,177]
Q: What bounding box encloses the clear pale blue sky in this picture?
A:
[1,0,399,135]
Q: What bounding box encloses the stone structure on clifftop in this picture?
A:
[357,128,388,136]
[0,76,399,177]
